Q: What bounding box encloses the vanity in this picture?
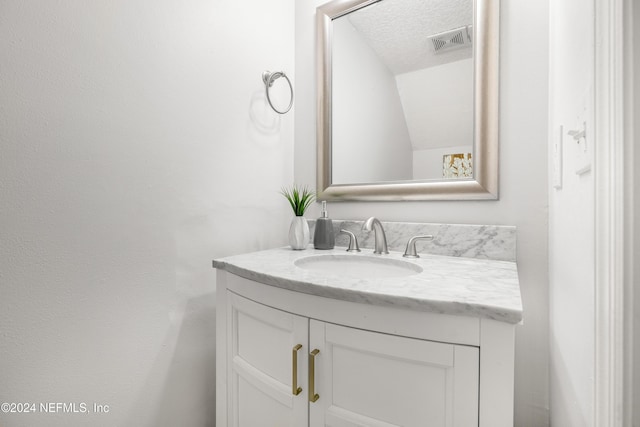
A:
[215,0,511,421]
[214,221,522,427]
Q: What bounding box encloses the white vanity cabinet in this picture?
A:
[217,270,516,427]
[225,291,308,427]
[308,319,479,427]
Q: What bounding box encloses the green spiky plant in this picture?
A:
[280,185,315,216]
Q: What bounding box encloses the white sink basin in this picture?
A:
[294,254,423,279]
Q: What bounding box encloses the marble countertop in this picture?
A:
[213,246,522,324]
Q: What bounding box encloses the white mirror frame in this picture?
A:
[316,0,499,201]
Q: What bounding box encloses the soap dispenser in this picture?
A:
[313,201,335,250]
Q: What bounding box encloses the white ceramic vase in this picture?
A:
[289,216,310,250]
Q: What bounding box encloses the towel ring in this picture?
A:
[262,70,293,114]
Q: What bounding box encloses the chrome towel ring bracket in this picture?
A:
[262,70,293,114]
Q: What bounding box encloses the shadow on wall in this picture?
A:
[155,294,216,426]
[549,333,589,426]
[249,90,281,137]
[128,293,217,427]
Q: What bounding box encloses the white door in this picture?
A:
[227,291,309,427]
[309,320,479,427]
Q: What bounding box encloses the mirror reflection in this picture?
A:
[331,0,474,184]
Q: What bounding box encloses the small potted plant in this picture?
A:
[281,184,315,250]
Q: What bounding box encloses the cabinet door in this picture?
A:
[309,320,479,427]
[227,291,308,427]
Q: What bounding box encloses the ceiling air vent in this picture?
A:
[428,26,472,53]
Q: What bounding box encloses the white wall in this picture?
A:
[332,18,413,183]
[0,0,293,426]
[396,58,473,151]
[548,0,595,425]
[296,0,550,425]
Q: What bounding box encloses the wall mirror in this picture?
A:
[316,0,499,201]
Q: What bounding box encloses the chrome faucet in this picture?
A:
[402,235,434,258]
[339,229,361,252]
[362,217,389,254]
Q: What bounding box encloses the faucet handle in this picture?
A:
[402,235,434,258]
[339,229,361,252]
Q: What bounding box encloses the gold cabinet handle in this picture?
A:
[292,344,302,396]
[309,349,320,402]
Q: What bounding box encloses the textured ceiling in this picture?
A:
[343,0,473,75]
